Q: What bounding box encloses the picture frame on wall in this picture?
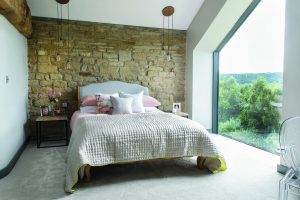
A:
[40,105,49,116]
[172,102,181,113]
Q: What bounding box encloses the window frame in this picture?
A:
[212,0,261,133]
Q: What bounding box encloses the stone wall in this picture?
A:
[28,18,186,125]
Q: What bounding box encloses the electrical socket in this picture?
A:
[62,102,68,108]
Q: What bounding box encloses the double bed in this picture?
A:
[65,81,226,193]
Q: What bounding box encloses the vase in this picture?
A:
[48,105,52,113]
[49,104,55,116]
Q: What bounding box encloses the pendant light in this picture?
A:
[162,6,174,62]
[55,0,71,70]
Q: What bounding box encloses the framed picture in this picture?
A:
[40,105,49,116]
[172,102,181,113]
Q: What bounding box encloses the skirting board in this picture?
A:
[0,138,29,179]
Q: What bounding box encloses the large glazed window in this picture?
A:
[215,0,285,154]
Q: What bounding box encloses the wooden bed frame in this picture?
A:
[82,157,209,182]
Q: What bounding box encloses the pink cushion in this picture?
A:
[143,95,161,107]
[81,95,97,106]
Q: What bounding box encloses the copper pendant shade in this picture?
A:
[162,6,175,17]
[56,0,70,4]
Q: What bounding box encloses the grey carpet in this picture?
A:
[0,135,282,200]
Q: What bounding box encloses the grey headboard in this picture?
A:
[78,81,149,108]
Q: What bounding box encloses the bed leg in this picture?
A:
[84,165,91,182]
[197,156,206,170]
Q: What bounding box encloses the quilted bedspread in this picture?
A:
[65,109,226,192]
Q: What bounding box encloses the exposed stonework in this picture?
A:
[28,18,186,124]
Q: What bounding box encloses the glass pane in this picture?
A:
[218,0,285,154]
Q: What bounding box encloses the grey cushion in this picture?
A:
[110,96,133,115]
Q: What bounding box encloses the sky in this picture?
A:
[219,0,285,74]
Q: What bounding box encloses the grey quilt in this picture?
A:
[65,109,226,192]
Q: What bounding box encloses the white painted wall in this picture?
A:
[282,0,300,120]
[186,0,226,128]
[281,0,300,167]
[186,0,251,130]
[192,51,213,128]
[0,16,28,170]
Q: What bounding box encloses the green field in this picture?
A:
[220,131,279,155]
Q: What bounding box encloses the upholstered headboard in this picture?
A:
[77,81,149,108]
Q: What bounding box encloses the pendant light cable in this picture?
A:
[171,14,173,63]
[162,15,165,51]
[60,4,63,42]
[68,3,70,59]
[167,16,170,55]
[57,2,59,48]
[161,6,174,61]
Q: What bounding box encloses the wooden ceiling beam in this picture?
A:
[0,0,32,38]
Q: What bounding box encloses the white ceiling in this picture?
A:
[27,0,204,30]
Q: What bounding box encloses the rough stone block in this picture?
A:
[28,57,38,66]
[133,52,146,60]
[40,80,51,87]
[80,76,97,83]
[151,66,164,72]
[68,81,77,88]
[50,74,63,80]
[38,64,58,73]
[79,52,91,57]
[109,61,124,67]
[38,50,47,56]
[124,61,139,68]
[35,74,44,80]
[44,74,50,81]
[93,51,103,58]
[64,74,73,81]
[146,71,154,77]
[100,66,119,75]
[119,50,132,62]
[158,72,168,77]
[53,81,67,88]
[103,52,118,59]
[82,57,95,65]
[29,73,35,80]
[29,80,39,87]
[97,59,109,67]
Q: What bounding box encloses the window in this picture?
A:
[213,0,285,154]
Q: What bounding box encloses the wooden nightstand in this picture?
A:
[175,112,189,118]
[36,115,68,148]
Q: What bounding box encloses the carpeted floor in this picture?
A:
[0,135,282,200]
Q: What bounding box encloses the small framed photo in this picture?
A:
[40,105,49,116]
[172,102,181,113]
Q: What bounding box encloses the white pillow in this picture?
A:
[110,96,133,115]
[119,91,145,113]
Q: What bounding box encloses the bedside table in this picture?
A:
[175,112,189,118]
[36,115,68,148]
